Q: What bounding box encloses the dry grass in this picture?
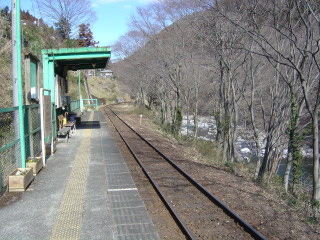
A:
[87,76,123,103]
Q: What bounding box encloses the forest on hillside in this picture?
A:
[0,0,99,108]
[112,0,320,210]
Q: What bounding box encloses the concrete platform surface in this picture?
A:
[0,111,160,240]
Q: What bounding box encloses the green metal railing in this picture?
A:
[0,100,80,190]
[83,99,98,111]
[0,105,41,189]
[70,100,80,112]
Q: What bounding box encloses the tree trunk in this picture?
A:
[258,135,272,179]
[215,107,223,142]
[301,80,320,203]
[284,149,293,192]
[268,149,282,183]
[230,77,238,163]
[312,114,320,203]
[284,89,303,192]
[193,81,199,139]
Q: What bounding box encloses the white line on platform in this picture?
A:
[108,188,138,192]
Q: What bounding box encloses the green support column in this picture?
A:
[78,70,81,99]
[42,54,49,89]
[14,0,26,167]
[42,54,57,140]
[49,61,57,138]
[48,61,55,102]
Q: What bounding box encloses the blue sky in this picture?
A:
[90,0,155,46]
[0,0,155,47]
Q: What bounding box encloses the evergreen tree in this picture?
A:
[77,23,98,47]
[0,6,9,17]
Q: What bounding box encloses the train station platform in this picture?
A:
[0,111,160,240]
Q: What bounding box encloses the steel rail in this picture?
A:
[107,106,267,240]
[105,108,196,240]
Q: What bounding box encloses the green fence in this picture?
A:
[70,100,80,112]
[83,99,98,111]
[0,105,41,189]
[0,100,80,190]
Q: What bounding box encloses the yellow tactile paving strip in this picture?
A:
[50,112,93,240]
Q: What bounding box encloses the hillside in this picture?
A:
[64,71,123,105]
[0,9,121,108]
[0,14,13,108]
[0,10,68,108]
[87,76,122,104]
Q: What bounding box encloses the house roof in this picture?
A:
[100,69,113,73]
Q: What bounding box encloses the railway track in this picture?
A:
[104,106,267,240]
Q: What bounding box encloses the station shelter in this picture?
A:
[40,47,111,145]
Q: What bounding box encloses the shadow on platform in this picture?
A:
[79,121,101,129]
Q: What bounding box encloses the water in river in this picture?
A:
[180,115,313,183]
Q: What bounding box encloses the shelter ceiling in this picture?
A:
[42,47,111,71]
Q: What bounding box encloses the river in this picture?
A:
[180,115,313,184]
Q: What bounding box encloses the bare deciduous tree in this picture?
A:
[39,0,96,39]
[201,0,320,204]
[114,0,320,207]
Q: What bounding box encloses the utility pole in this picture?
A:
[78,70,83,112]
[11,0,26,168]
[11,0,18,108]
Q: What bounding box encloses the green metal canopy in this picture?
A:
[42,47,111,102]
[42,47,111,71]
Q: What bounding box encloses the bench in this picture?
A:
[67,112,81,126]
[57,126,70,143]
[57,114,75,142]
